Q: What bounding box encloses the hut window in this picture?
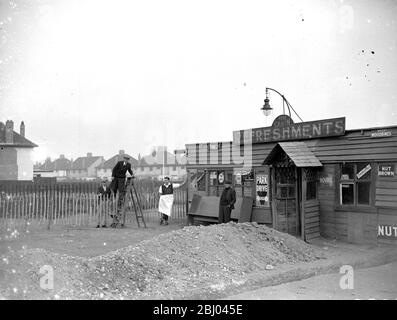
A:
[305,169,318,200]
[197,170,207,191]
[340,163,372,206]
[341,182,354,205]
[306,180,317,200]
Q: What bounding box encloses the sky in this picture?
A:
[0,0,396,162]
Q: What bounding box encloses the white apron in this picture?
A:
[158,194,174,216]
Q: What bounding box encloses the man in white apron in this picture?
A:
[158,176,183,225]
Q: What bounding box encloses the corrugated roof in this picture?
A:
[263,142,322,167]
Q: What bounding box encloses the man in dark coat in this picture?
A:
[218,180,236,224]
[111,155,133,193]
[110,155,134,227]
[96,179,112,228]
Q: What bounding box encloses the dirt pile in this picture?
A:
[0,222,326,299]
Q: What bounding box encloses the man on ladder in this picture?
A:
[111,173,147,228]
[110,155,133,228]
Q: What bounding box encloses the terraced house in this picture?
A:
[135,147,187,181]
[96,150,138,181]
[34,154,72,180]
[68,152,104,180]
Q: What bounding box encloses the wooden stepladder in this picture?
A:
[111,178,147,228]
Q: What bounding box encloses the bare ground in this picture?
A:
[1,221,396,300]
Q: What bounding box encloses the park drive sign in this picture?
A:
[233,115,346,144]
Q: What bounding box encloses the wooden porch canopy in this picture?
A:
[263,142,323,167]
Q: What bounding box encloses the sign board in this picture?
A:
[371,130,392,138]
[378,164,395,177]
[233,116,345,145]
[218,172,225,184]
[235,173,242,185]
[210,171,217,179]
[255,173,269,206]
[378,225,397,239]
[357,164,371,179]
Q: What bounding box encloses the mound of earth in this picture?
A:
[0,222,326,299]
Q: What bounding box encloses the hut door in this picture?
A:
[274,166,301,236]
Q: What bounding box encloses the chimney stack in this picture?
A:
[60,154,65,159]
[20,121,25,137]
[5,120,14,144]
[119,150,125,155]
[87,152,92,157]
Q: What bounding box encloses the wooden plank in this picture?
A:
[305,206,320,214]
[376,188,397,196]
[313,146,397,157]
[251,208,272,224]
[306,230,320,238]
[306,226,320,234]
[304,201,319,209]
[310,140,397,152]
[306,221,320,228]
[378,208,397,216]
[378,238,397,245]
[193,216,218,223]
[305,216,320,224]
[376,181,397,189]
[305,134,397,147]
[318,154,397,162]
[306,232,321,240]
[378,214,397,224]
[306,211,320,219]
[375,201,397,208]
[375,195,397,202]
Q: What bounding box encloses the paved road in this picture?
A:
[225,262,397,300]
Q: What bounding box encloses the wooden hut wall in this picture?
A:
[307,126,397,163]
[376,162,397,245]
[317,164,351,241]
[186,126,397,244]
[187,126,397,167]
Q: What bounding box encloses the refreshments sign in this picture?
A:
[233,115,345,145]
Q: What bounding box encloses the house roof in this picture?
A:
[53,157,72,170]
[98,153,138,169]
[71,156,103,170]
[0,122,38,147]
[34,156,72,171]
[263,142,322,167]
[34,159,54,171]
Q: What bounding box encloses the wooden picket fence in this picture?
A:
[0,188,187,234]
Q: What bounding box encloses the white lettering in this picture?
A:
[39,265,54,290]
[385,226,392,237]
[340,265,354,290]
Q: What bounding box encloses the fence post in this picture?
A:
[47,189,53,231]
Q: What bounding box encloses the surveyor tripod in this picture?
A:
[110,177,147,228]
